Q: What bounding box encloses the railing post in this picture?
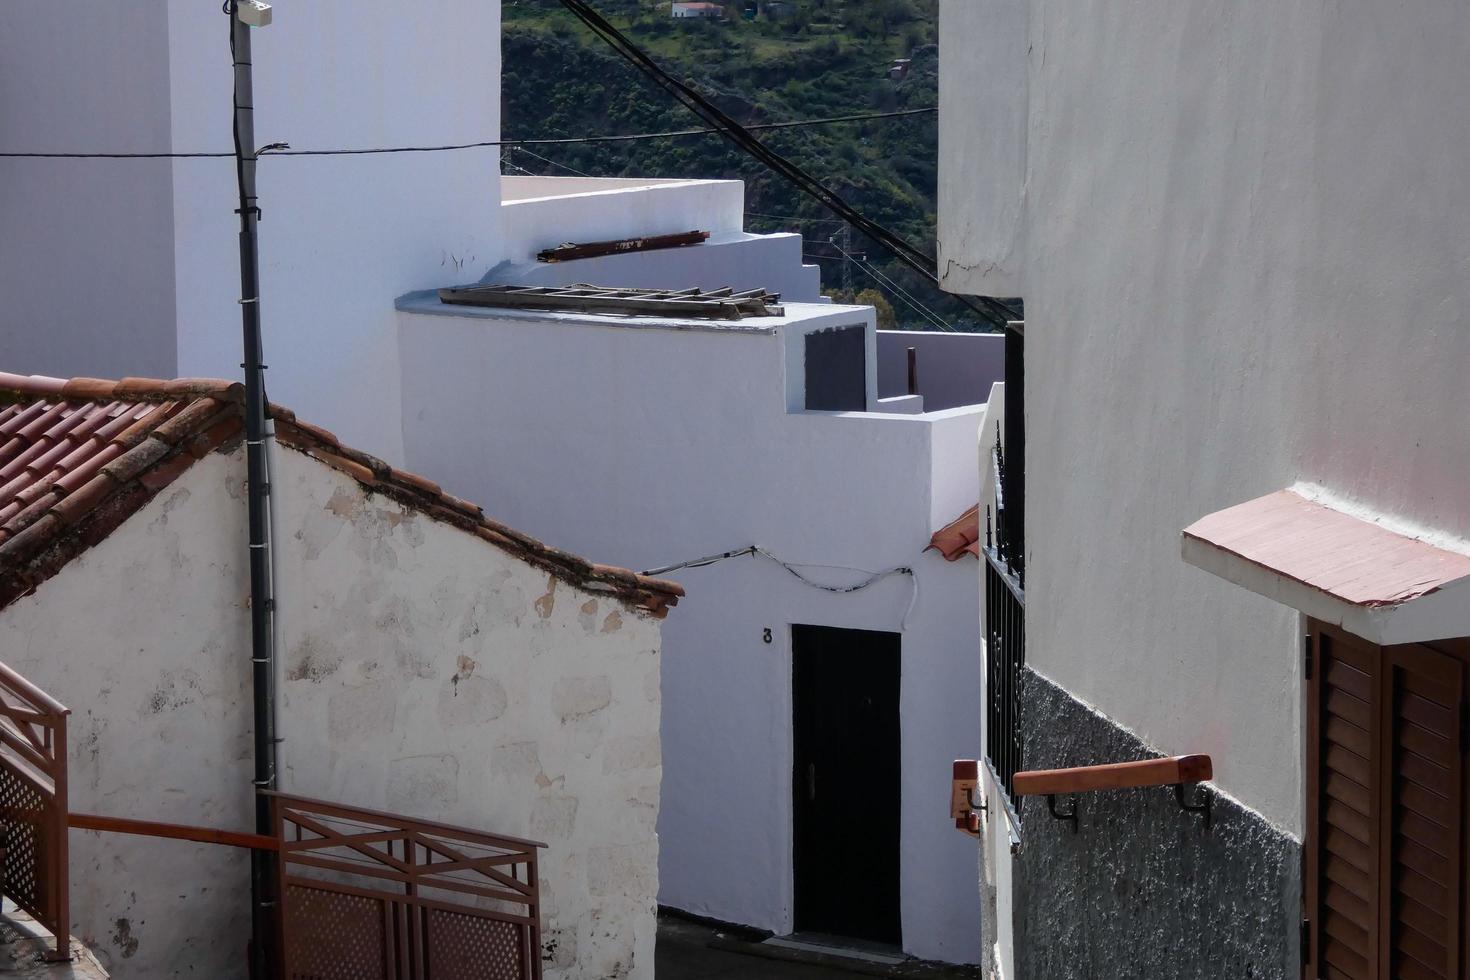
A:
[46,713,70,963]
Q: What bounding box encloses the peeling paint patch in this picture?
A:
[534,574,557,619]
[450,653,478,692]
[530,796,579,840]
[600,610,623,634]
[552,676,612,722]
[387,754,460,811]
[438,675,508,727]
[324,486,363,519]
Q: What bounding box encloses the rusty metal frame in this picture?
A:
[0,661,71,960]
[537,229,710,263]
[267,791,546,980]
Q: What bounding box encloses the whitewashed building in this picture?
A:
[941,1,1470,978]
[1,0,1001,968]
[0,372,680,979]
[0,6,808,466]
[396,277,994,964]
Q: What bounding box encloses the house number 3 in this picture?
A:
[762,628,773,644]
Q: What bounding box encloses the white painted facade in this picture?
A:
[492,177,823,301]
[397,295,988,963]
[0,8,828,466]
[939,0,1470,850]
[1,1,501,463]
[0,447,665,980]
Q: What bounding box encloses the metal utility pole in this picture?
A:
[229,4,279,976]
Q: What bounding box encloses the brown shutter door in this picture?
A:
[1380,642,1463,980]
[1309,626,1383,979]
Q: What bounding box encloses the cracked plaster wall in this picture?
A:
[0,445,663,980]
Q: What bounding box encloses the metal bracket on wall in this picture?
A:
[1046,793,1079,832]
[1173,782,1212,833]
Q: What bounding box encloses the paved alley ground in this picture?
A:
[656,915,986,980]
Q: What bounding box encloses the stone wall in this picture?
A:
[1013,668,1299,980]
[0,446,664,979]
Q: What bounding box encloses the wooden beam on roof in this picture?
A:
[537,230,710,263]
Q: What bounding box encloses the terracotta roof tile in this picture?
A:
[0,373,682,617]
[926,504,982,561]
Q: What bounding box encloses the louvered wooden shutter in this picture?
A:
[1306,624,1467,980]
[1307,627,1383,979]
[1380,642,1462,980]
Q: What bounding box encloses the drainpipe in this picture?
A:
[265,418,284,785]
[229,7,279,977]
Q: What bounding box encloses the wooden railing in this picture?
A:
[1011,754,1212,796]
[269,791,547,980]
[0,661,71,960]
[68,813,277,852]
[1010,754,1215,832]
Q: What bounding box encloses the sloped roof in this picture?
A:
[1183,489,1470,607]
[927,505,981,561]
[1182,487,1470,646]
[0,373,683,616]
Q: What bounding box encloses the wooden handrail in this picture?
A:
[68,813,278,852]
[1011,754,1212,797]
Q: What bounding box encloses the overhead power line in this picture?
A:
[829,241,955,332]
[510,146,594,178]
[550,0,1018,327]
[0,107,936,160]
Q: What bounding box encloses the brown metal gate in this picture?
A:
[269,792,545,980]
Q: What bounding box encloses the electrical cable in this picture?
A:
[830,240,955,332]
[0,108,935,160]
[550,0,1019,327]
[745,211,846,224]
[641,544,919,630]
[512,146,594,178]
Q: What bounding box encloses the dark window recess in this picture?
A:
[792,625,901,946]
[1303,622,1468,980]
[998,324,1024,584]
[805,325,867,411]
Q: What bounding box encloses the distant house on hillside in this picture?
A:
[672,1,725,18]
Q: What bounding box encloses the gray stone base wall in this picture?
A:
[1014,668,1300,980]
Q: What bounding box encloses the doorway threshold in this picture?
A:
[764,933,908,966]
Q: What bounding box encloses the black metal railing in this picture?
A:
[984,547,1024,804]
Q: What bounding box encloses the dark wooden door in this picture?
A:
[792,625,901,946]
[1304,623,1468,979]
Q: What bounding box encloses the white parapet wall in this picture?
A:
[498,177,746,264]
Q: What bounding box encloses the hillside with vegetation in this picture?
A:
[501,0,991,330]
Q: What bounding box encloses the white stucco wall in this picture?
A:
[497,178,744,264]
[168,1,503,463]
[0,4,178,379]
[2,3,503,464]
[398,302,987,962]
[0,447,664,979]
[941,0,1470,836]
[937,0,1027,297]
